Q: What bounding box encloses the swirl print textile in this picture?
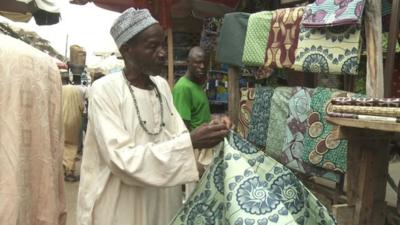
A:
[169,132,336,225]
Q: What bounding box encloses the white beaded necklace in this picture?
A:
[123,72,165,135]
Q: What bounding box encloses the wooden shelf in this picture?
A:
[326,117,400,132]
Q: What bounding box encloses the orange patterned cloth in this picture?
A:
[264,7,304,69]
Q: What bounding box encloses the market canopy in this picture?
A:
[69,0,240,28]
[0,0,60,25]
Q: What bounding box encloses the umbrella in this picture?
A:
[69,0,240,28]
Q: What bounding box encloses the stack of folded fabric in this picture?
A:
[328,97,400,123]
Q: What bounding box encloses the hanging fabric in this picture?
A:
[247,86,274,147]
[237,88,256,139]
[281,87,342,182]
[264,87,293,160]
[301,0,366,28]
[264,7,304,69]
[242,11,273,67]
[170,132,337,225]
[216,12,250,67]
[293,25,362,75]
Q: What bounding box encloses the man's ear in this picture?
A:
[119,44,128,56]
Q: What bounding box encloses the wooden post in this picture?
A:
[384,0,400,97]
[228,66,240,129]
[167,28,174,88]
[365,0,384,97]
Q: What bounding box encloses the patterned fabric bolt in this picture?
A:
[331,105,400,117]
[169,132,337,225]
[247,86,274,147]
[293,25,362,75]
[331,97,400,107]
[281,87,342,182]
[264,7,304,69]
[216,12,250,66]
[265,87,293,160]
[302,0,366,28]
[302,88,350,172]
[237,88,256,139]
[242,11,273,67]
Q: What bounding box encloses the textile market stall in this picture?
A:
[214,0,400,224]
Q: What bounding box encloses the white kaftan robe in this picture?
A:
[77,72,199,225]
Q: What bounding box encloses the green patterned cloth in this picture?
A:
[265,87,293,160]
[242,11,273,67]
[170,132,337,225]
[247,86,274,147]
[217,12,250,67]
[282,87,342,182]
[302,88,348,172]
[293,25,362,75]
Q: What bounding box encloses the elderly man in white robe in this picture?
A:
[77,8,230,225]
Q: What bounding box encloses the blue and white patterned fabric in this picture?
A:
[170,132,337,225]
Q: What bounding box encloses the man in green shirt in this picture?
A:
[173,46,212,131]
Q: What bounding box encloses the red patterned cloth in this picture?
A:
[264,7,304,69]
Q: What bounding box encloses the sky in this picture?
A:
[3,1,121,64]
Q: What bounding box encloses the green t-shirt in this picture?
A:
[173,76,211,130]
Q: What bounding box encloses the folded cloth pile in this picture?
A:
[328,97,400,123]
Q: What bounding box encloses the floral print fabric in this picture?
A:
[170,132,337,225]
[293,25,362,75]
[302,0,366,28]
[247,86,274,147]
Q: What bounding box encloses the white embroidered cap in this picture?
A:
[110,8,158,49]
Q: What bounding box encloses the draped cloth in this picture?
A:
[302,88,350,172]
[62,85,84,172]
[170,132,337,225]
[293,25,362,75]
[237,88,256,139]
[77,73,199,225]
[242,11,273,67]
[302,0,366,28]
[247,86,274,147]
[0,34,66,225]
[216,12,250,66]
[264,7,304,69]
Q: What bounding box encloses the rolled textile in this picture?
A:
[331,105,400,117]
[216,12,250,66]
[242,11,273,67]
[301,0,366,28]
[331,97,400,107]
[328,112,400,123]
[264,7,304,69]
[293,24,362,75]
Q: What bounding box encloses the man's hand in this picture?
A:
[210,115,233,130]
[190,123,229,149]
